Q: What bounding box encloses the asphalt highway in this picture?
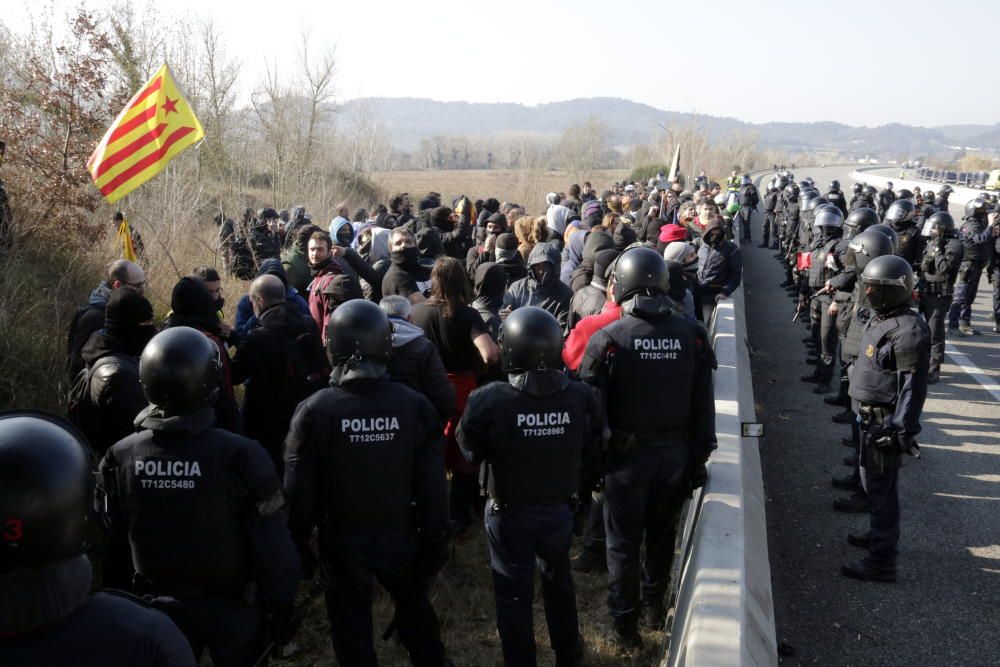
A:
[744,166,1000,666]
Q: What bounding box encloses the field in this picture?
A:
[372,168,632,215]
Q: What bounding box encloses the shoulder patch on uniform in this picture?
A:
[865,344,875,358]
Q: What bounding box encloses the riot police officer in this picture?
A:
[99,327,302,666]
[803,208,846,394]
[843,255,929,582]
[779,184,801,288]
[876,181,896,218]
[948,198,992,336]
[831,229,897,507]
[826,180,849,217]
[848,182,865,210]
[914,187,937,226]
[858,185,878,212]
[761,182,780,248]
[917,212,963,383]
[284,299,452,667]
[579,247,716,651]
[884,199,923,271]
[457,306,604,667]
[0,411,196,666]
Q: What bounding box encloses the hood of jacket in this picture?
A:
[80,329,140,364]
[330,216,353,246]
[546,205,572,236]
[258,300,308,336]
[528,241,560,287]
[702,218,724,246]
[580,230,615,270]
[560,230,588,284]
[390,317,426,348]
[257,258,290,287]
[89,282,112,307]
[354,223,391,265]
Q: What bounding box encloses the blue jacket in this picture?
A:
[234,259,310,338]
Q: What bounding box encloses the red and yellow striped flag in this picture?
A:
[87,64,204,204]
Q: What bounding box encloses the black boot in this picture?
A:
[832,410,855,424]
[832,473,859,491]
[841,559,895,583]
[833,492,868,513]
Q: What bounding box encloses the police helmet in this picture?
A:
[783,184,798,198]
[141,327,222,413]
[844,207,880,233]
[257,207,279,220]
[862,185,878,197]
[327,298,392,366]
[814,203,840,217]
[802,196,827,212]
[848,229,895,271]
[776,176,789,190]
[814,207,845,229]
[830,180,841,191]
[884,199,915,226]
[852,183,863,195]
[938,185,953,197]
[612,246,669,303]
[867,223,900,253]
[0,411,92,573]
[862,255,914,313]
[926,211,956,236]
[965,198,987,220]
[896,188,914,201]
[741,175,752,186]
[805,177,815,186]
[498,306,563,373]
[885,181,894,190]
[798,180,811,191]
[799,187,819,200]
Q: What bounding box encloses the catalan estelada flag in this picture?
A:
[87,64,204,204]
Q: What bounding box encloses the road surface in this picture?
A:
[744,166,1000,666]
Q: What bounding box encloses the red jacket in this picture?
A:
[562,301,621,372]
[307,261,343,343]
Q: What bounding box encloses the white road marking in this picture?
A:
[945,342,1000,403]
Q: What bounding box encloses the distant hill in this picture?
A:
[340,97,1000,158]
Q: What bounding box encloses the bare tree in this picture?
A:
[557,115,611,182]
[197,19,240,176]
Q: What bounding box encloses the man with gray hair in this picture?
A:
[232,274,327,472]
[66,259,146,379]
[380,295,455,423]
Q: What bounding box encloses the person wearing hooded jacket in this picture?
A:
[697,216,743,324]
[473,262,507,341]
[428,205,472,260]
[380,295,456,424]
[568,248,618,332]
[282,222,319,295]
[73,288,155,458]
[546,204,572,250]
[353,222,392,302]
[231,275,328,474]
[505,242,574,332]
[234,258,310,338]
[466,212,509,279]
[560,228,589,286]
[570,230,615,293]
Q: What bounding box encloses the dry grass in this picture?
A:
[273,525,668,667]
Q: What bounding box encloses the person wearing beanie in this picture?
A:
[73,288,155,457]
[163,277,243,434]
[465,212,510,280]
[664,241,703,321]
[429,205,472,260]
[665,260,697,321]
[612,221,637,252]
[568,248,618,331]
[657,223,689,253]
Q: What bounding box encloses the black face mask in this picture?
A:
[213,297,225,312]
[122,323,157,356]
[391,247,420,268]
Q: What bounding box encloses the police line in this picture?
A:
[661,284,779,666]
[850,168,981,209]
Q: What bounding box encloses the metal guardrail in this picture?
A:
[661,284,777,666]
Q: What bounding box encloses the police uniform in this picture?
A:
[893,222,925,271]
[284,376,449,667]
[458,371,604,667]
[948,215,991,330]
[918,235,963,377]
[848,305,929,573]
[579,296,715,634]
[808,232,844,387]
[101,405,302,666]
[826,188,849,217]
[762,188,780,248]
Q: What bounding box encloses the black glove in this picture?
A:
[685,461,709,496]
[417,537,450,579]
[263,601,296,647]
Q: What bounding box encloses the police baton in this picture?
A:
[252,570,330,667]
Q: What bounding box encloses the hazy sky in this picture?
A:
[6,0,999,128]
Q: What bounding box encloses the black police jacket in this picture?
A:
[763,190,779,213]
[826,189,849,217]
[457,371,605,506]
[959,216,992,262]
[894,224,925,270]
[920,237,963,290]
[809,235,842,288]
[0,556,195,666]
[579,296,716,460]
[284,375,448,554]
[101,406,301,605]
[848,306,930,435]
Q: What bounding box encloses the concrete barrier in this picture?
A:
[850,168,982,208]
[662,285,777,667]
